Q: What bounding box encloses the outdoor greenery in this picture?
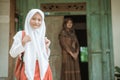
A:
[80,47,88,62]
[115,66,120,73]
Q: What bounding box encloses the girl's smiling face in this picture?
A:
[30,12,42,29]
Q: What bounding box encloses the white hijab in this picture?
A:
[24,9,49,80]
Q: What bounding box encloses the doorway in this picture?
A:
[64,15,88,80]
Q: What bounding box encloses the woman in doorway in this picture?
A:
[59,18,81,80]
[10,9,52,80]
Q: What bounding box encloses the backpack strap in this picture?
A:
[21,30,25,61]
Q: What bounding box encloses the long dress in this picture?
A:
[59,30,81,80]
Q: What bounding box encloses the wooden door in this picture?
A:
[87,0,114,80]
[45,16,64,80]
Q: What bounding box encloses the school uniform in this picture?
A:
[10,9,53,80]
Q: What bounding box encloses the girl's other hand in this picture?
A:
[45,37,51,47]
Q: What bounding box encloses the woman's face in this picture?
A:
[30,13,42,29]
[66,20,73,29]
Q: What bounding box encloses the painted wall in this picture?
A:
[111,0,120,67]
[0,0,10,78]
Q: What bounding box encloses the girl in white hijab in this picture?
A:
[10,9,53,80]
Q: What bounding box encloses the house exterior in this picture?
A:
[0,0,120,80]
